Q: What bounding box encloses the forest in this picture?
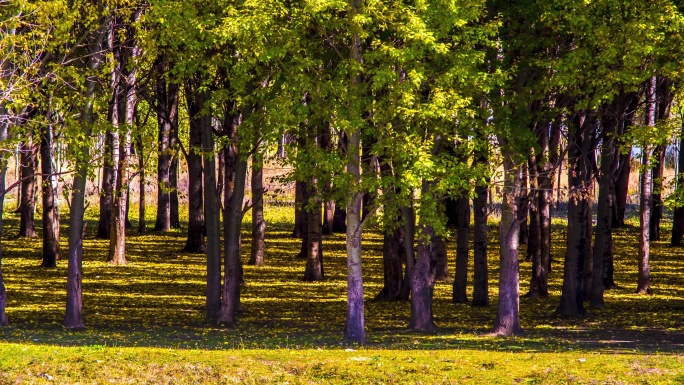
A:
[2,0,684,383]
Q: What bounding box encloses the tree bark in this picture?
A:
[322,196,335,236]
[183,83,206,253]
[66,24,106,331]
[333,204,347,232]
[136,136,146,234]
[527,152,544,297]
[471,149,489,307]
[376,224,404,300]
[409,196,438,332]
[650,145,666,241]
[17,137,37,238]
[491,154,522,336]
[517,162,528,246]
[672,133,684,246]
[557,113,593,317]
[249,154,266,267]
[154,74,178,233]
[200,96,221,322]
[303,180,324,281]
[0,102,12,326]
[292,180,306,238]
[637,76,656,295]
[40,118,61,267]
[452,196,469,303]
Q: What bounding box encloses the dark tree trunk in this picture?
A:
[650,145,666,241]
[217,101,253,325]
[452,196,469,303]
[400,205,416,301]
[153,75,178,233]
[0,104,11,326]
[322,197,335,235]
[491,154,522,336]
[333,204,347,232]
[183,83,206,254]
[517,162,528,246]
[672,133,684,246]
[292,180,305,238]
[637,76,656,295]
[590,101,622,307]
[200,95,221,322]
[557,113,594,317]
[40,120,61,267]
[170,149,180,229]
[472,182,489,306]
[66,27,105,331]
[409,181,438,331]
[137,136,146,234]
[303,180,323,281]
[249,154,266,266]
[527,152,544,297]
[376,225,404,300]
[98,71,118,240]
[433,235,448,282]
[18,138,37,238]
[613,150,631,229]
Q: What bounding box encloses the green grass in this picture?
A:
[1,202,684,383]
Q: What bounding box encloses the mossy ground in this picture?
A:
[1,202,684,384]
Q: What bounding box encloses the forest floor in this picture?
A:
[0,204,684,384]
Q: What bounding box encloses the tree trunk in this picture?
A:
[292,180,306,238]
[137,136,146,234]
[333,204,347,232]
[590,104,620,307]
[322,197,335,236]
[613,151,631,229]
[153,75,178,232]
[452,196,469,303]
[471,149,489,307]
[409,199,437,332]
[491,154,522,336]
[249,154,266,266]
[183,84,206,253]
[400,205,416,301]
[517,162,528,246]
[66,26,105,331]
[200,97,221,322]
[672,134,684,246]
[557,113,593,317]
[433,235,449,282]
[40,119,61,267]
[170,147,180,229]
[0,103,12,326]
[18,138,37,238]
[527,153,544,297]
[637,76,656,295]
[376,224,404,300]
[303,180,324,281]
[650,145,666,241]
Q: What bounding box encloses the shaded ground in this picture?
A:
[1,203,683,356]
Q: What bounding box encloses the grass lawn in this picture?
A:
[1,203,684,383]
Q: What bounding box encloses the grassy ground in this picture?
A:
[1,202,684,384]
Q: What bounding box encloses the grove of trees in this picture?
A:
[1,0,684,344]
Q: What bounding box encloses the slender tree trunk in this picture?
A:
[433,235,448,282]
[590,104,621,307]
[517,163,528,246]
[527,152,544,297]
[153,75,177,232]
[137,136,146,234]
[170,145,180,229]
[184,84,206,253]
[249,155,266,266]
[613,150,631,228]
[472,181,489,306]
[410,194,437,332]
[400,204,415,301]
[303,180,324,281]
[292,180,305,238]
[491,154,522,336]
[0,103,11,326]
[333,204,347,232]
[18,138,37,238]
[66,25,106,331]
[672,133,684,246]
[376,224,403,300]
[557,113,593,316]
[216,104,251,325]
[650,145,666,241]
[200,99,221,322]
[40,119,61,267]
[452,196,469,303]
[637,76,656,295]
[322,198,335,235]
